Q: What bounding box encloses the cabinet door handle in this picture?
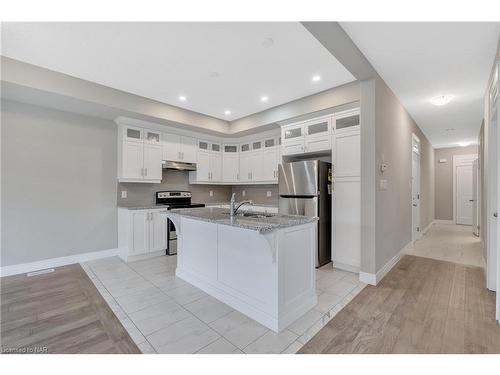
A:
[181,152,184,160]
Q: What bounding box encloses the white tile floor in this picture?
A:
[406,222,484,268]
[81,255,366,354]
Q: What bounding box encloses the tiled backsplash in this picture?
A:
[231,185,279,206]
[117,169,232,207]
[117,169,279,207]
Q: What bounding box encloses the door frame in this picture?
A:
[411,133,421,243]
[452,154,478,225]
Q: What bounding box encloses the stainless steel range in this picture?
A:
[155,191,205,255]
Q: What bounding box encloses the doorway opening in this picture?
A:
[411,134,421,243]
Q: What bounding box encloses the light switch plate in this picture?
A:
[266,191,272,197]
[242,190,246,197]
[121,190,127,199]
[379,179,388,190]
[209,190,213,197]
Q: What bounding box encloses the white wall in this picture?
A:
[1,100,118,266]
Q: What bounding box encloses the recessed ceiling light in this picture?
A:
[178,95,187,102]
[260,96,269,102]
[312,75,321,82]
[262,38,274,48]
[430,95,454,106]
[457,142,471,147]
[224,110,231,116]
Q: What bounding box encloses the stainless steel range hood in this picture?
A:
[162,160,197,171]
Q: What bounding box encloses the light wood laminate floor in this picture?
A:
[0,264,140,354]
[299,255,500,353]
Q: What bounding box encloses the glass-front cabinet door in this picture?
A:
[144,130,161,144]
[211,143,221,153]
[282,124,303,141]
[305,117,331,137]
[335,112,360,131]
[124,126,143,142]
[240,142,251,153]
[198,140,209,151]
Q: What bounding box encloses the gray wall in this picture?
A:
[373,76,435,271]
[434,145,478,221]
[1,100,118,266]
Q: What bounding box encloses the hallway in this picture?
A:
[406,222,484,268]
[299,223,499,354]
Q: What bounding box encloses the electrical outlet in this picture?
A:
[209,190,213,197]
[266,191,272,197]
[121,190,127,199]
[379,179,388,190]
[242,190,246,197]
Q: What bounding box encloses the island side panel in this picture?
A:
[177,217,218,280]
[277,222,318,331]
[217,224,278,316]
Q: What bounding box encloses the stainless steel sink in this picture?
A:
[221,211,275,219]
[240,212,275,218]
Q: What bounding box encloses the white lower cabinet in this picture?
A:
[332,178,361,272]
[118,208,168,261]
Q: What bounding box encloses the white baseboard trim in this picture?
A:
[434,219,454,225]
[420,221,434,236]
[332,260,360,274]
[0,248,120,277]
[359,241,412,286]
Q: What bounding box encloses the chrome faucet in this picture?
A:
[230,193,253,217]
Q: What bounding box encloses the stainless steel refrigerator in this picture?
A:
[278,160,332,267]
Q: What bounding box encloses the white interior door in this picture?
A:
[456,164,474,225]
[472,159,479,235]
[411,146,421,242]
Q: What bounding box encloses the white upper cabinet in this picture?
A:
[190,140,223,183]
[281,115,333,156]
[222,144,239,183]
[118,125,162,183]
[143,144,162,180]
[196,150,211,182]
[262,148,278,182]
[117,117,280,185]
[162,133,181,161]
[210,152,222,181]
[162,133,197,163]
[122,141,144,179]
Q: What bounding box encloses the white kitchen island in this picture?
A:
[164,207,318,333]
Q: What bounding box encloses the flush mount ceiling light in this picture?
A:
[260,96,269,102]
[457,142,471,147]
[312,75,321,82]
[224,110,231,116]
[430,94,454,106]
[178,95,187,102]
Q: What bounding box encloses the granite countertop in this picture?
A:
[205,202,279,208]
[165,207,317,234]
[118,204,170,210]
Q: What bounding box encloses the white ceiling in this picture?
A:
[341,22,500,148]
[1,22,355,121]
